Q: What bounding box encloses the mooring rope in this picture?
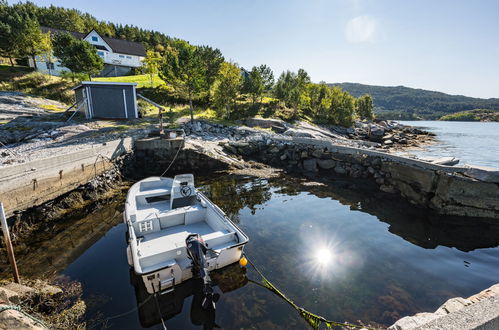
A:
[86,294,156,330]
[0,304,50,329]
[160,143,183,177]
[245,256,376,330]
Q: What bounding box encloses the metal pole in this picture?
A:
[0,203,20,283]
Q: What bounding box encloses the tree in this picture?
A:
[256,64,274,92]
[356,94,375,121]
[328,86,356,127]
[19,19,45,70]
[212,62,242,118]
[160,41,206,122]
[243,66,264,105]
[273,69,310,117]
[143,50,162,87]
[53,32,104,80]
[198,45,224,90]
[37,32,54,74]
[0,5,26,66]
[307,82,332,121]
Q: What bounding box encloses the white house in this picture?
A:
[29,27,146,77]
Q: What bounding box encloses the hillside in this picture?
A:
[440,109,499,122]
[331,83,499,120]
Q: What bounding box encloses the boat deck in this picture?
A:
[138,221,229,259]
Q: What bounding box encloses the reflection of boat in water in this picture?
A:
[124,174,249,295]
[130,263,248,329]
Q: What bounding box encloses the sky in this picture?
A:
[24,0,499,98]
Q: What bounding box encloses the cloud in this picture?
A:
[345,15,377,43]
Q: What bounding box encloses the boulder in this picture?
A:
[334,165,347,174]
[317,159,336,170]
[303,159,318,172]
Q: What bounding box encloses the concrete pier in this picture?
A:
[0,138,132,217]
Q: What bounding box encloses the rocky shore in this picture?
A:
[182,117,434,152]
[0,279,85,329]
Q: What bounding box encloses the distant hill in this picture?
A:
[330,83,499,120]
[440,109,499,122]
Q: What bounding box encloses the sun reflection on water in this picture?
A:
[315,248,333,266]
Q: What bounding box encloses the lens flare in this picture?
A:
[316,248,332,265]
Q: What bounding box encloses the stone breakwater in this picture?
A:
[221,137,499,218]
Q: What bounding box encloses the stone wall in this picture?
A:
[221,136,499,219]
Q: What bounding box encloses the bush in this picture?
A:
[0,71,75,103]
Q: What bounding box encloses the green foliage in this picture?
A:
[274,69,310,117]
[52,32,103,79]
[0,71,74,103]
[334,82,499,120]
[256,64,274,92]
[307,82,332,120]
[243,66,265,104]
[328,86,356,127]
[142,50,162,87]
[440,109,499,122]
[212,62,242,119]
[0,3,43,65]
[160,41,207,120]
[355,94,375,120]
[198,45,224,89]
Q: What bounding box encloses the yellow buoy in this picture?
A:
[239,256,248,267]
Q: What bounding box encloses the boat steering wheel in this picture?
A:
[180,185,193,197]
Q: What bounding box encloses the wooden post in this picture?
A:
[0,203,20,283]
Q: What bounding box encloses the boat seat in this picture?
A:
[205,232,236,249]
[135,188,171,206]
[158,204,206,229]
[141,258,176,274]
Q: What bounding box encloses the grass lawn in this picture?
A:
[93,73,165,88]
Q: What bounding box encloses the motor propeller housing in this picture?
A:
[185,233,220,310]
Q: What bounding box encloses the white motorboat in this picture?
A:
[124,174,249,295]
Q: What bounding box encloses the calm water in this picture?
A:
[52,174,499,330]
[4,121,498,329]
[399,121,499,168]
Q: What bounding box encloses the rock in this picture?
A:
[228,141,249,148]
[271,125,287,133]
[384,139,393,145]
[280,154,287,161]
[334,165,347,174]
[380,184,397,193]
[303,159,318,172]
[317,159,336,169]
[311,150,324,158]
[369,125,385,142]
[432,157,460,166]
[3,283,35,297]
[464,165,499,183]
[0,306,45,330]
[435,297,472,314]
[376,178,385,185]
[382,134,394,140]
[300,151,308,159]
[0,287,20,304]
[269,146,280,153]
[244,117,286,129]
[388,312,440,330]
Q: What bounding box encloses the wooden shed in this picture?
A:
[73,81,138,119]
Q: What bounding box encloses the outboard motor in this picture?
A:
[185,234,220,310]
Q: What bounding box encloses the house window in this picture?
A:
[46,62,54,70]
[97,51,104,57]
[91,36,98,42]
[126,56,132,59]
[119,55,125,58]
